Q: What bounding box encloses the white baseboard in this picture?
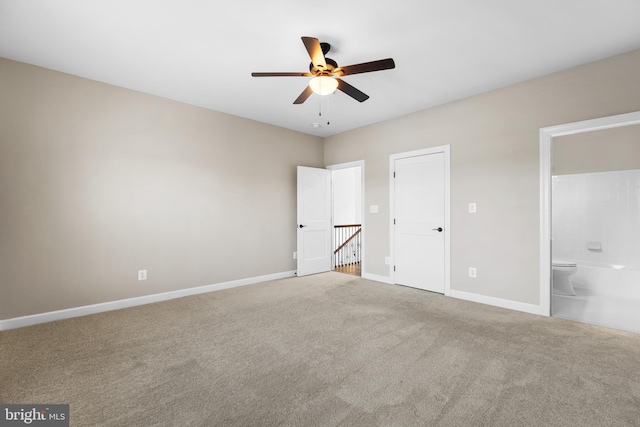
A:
[362,272,394,284]
[450,289,541,315]
[361,277,540,315]
[0,270,296,331]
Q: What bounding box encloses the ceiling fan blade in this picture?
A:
[293,86,314,104]
[301,36,326,69]
[336,79,369,102]
[252,72,313,77]
[335,58,395,76]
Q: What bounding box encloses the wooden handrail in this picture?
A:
[334,228,361,254]
[334,224,361,228]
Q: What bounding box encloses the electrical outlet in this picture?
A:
[138,270,147,281]
[469,267,477,278]
[293,252,297,259]
[385,257,390,265]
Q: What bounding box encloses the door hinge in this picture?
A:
[393,218,396,225]
[394,265,396,271]
[393,171,396,178]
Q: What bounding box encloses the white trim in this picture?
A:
[0,270,296,331]
[326,160,365,276]
[539,129,552,316]
[362,272,394,285]
[389,145,451,296]
[326,160,364,171]
[539,111,640,316]
[451,290,540,316]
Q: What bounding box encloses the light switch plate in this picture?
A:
[469,203,477,213]
[370,205,379,213]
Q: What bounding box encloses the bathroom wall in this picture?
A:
[552,169,640,268]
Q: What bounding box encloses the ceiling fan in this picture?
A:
[251,36,395,104]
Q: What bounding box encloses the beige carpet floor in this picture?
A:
[1,272,640,426]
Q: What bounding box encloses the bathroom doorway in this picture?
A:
[540,111,640,334]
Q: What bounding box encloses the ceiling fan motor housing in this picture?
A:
[310,57,338,75]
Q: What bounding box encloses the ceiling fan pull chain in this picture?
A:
[326,93,330,126]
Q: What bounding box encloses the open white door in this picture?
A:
[393,152,445,293]
[297,166,332,276]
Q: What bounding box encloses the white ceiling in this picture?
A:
[2,1,640,137]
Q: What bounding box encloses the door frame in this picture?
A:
[539,111,640,316]
[326,160,365,275]
[390,146,451,295]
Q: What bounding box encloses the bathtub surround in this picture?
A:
[552,169,640,268]
[551,158,640,333]
[553,262,640,334]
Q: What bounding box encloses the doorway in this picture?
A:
[327,161,365,277]
[297,161,365,277]
[390,146,451,294]
[539,111,640,321]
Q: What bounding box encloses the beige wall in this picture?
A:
[3,49,640,320]
[553,124,640,175]
[0,58,323,319]
[324,49,640,306]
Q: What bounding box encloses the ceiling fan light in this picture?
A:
[309,76,338,95]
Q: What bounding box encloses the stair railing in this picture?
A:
[334,224,362,268]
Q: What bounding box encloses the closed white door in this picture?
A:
[394,153,445,292]
[297,166,332,276]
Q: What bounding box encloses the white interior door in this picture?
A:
[297,166,332,276]
[394,153,445,292]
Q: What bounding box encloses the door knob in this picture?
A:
[432,227,443,232]
[299,224,307,228]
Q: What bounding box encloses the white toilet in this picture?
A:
[552,260,577,296]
